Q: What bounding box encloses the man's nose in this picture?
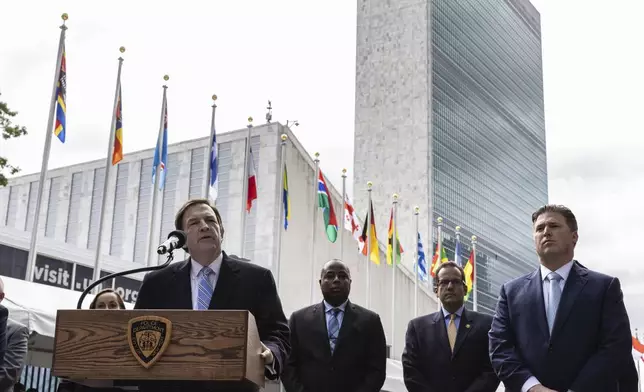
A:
[198,221,210,231]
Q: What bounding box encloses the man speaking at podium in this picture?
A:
[135,199,290,392]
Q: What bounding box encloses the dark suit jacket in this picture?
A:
[281,300,386,392]
[134,252,290,392]
[0,319,29,392]
[0,305,7,367]
[489,261,632,392]
[619,357,638,392]
[402,308,499,392]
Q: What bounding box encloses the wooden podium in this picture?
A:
[52,310,265,388]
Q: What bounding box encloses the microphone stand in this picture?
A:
[76,250,176,309]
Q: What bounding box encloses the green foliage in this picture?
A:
[0,92,28,186]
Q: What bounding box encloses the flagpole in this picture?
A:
[638,329,642,392]
[454,226,461,267]
[390,193,399,358]
[366,181,373,309]
[25,14,68,282]
[204,94,218,199]
[275,134,288,289]
[309,153,320,304]
[436,216,443,311]
[145,75,168,267]
[413,206,419,318]
[472,235,478,312]
[240,117,253,257]
[340,169,347,260]
[91,47,125,287]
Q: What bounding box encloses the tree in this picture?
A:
[0,92,28,186]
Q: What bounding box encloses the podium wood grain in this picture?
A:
[52,310,264,386]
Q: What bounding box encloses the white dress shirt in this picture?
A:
[190,253,223,310]
[521,260,574,392]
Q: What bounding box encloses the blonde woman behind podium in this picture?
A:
[57,289,127,392]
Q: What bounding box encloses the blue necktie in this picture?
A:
[546,272,563,333]
[197,267,214,310]
[327,308,341,354]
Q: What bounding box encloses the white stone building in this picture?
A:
[0,122,438,361]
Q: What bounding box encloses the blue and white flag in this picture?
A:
[209,130,218,201]
[417,232,428,282]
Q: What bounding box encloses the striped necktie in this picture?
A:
[327,308,341,354]
[197,267,214,310]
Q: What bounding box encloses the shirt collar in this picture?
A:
[540,260,574,282]
[441,305,465,319]
[323,299,348,313]
[190,253,223,279]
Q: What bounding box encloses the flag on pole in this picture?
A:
[282,164,290,230]
[152,100,168,190]
[343,194,362,242]
[111,84,123,165]
[360,201,380,265]
[454,236,461,266]
[430,244,448,277]
[386,209,403,265]
[317,170,338,242]
[246,147,257,212]
[54,44,67,143]
[209,130,218,201]
[633,336,644,362]
[417,233,427,281]
[464,250,475,301]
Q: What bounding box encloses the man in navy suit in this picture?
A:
[489,205,633,392]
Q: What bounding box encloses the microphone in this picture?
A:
[157,230,187,255]
[76,229,187,309]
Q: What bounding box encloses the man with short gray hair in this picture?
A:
[0,278,29,392]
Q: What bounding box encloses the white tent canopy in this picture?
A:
[1,275,133,367]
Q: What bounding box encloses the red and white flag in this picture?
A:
[246,147,257,212]
[343,194,363,246]
[632,336,644,362]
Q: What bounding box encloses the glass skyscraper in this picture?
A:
[354,0,547,314]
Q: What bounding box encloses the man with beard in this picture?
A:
[282,259,386,392]
[402,261,499,392]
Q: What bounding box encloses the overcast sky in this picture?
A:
[1,1,644,328]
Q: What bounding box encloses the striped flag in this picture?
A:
[417,233,427,281]
[317,170,338,242]
[111,84,123,165]
[54,44,67,143]
[246,147,257,212]
[360,201,380,265]
[152,99,168,190]
[464,250,475,301]
[386,209,403,265]
[208,130,218,201]
[283,164,290,230]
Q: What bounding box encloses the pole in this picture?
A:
[91,48,125,287]
[390,193,399,358]
[413,206,420,317]
[472,235,478,312]
[145,75,169,267]
[340,169,347,260]
[25,14,68,282]
[309,153,320,304]
[240,117,253,257]
[638,329,642,392]
[436,216,443,311]
[275,134,288,289]
[204,95,218,199]
[365,181,373,309]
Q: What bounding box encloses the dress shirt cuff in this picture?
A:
[265,360,277,375]
[521,376,540,392]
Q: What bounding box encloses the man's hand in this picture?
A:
[528,385,557,392]
[260,342,274,365]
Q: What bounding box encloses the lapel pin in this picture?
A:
[466,324,471,329]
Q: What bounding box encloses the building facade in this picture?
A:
[0,122,438,362]
[354,0,548,314]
